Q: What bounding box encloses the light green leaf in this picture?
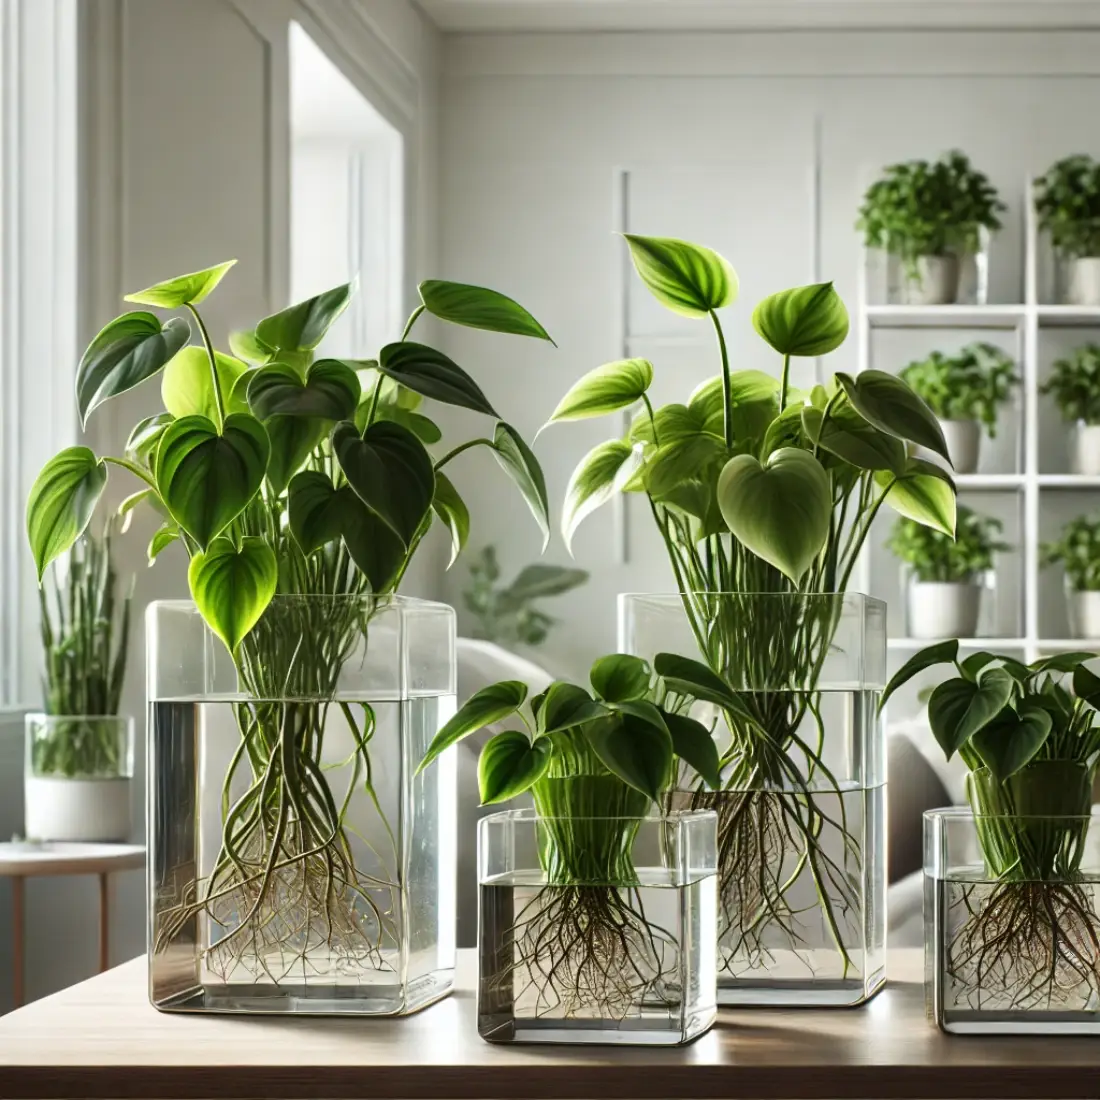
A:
[545,359,653,427]
[589,654,650,703]
[561,439,643,553]
[418,681,528,774]
[187,535,276,654]
[688,371,779,442]
[879,638,959,708]
[161,347,249,422]
[228,327,274,365]
[432,471,470,570]
[645,435,728,498]
[117,488,152,533]
[586,712,672,802]
[263,416,328,496]
[752,282,849,357]
[247,359,360,422]
[255,280,355,352]
[126,412,173,465]
[971,704,1052,783]
[877,462,956,537]
[25,448,107,581]
[663,710,722,790]
[537,681,609,735]
[378,342,498,416]
[623,234,738,318]
[492,422,550,551]
[802,405,907,474]
[418,280,553,343]
[124,260,236,308]
[717,448,831,582]
[478,731,552,804]
[837,370,950,461]
[147,523,179,564]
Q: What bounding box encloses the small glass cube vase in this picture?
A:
[147,595,457,1016]
[620,591,887,1007]
[925,801,1100,1035]
[477,808,718,1045]
[24,713,134,842]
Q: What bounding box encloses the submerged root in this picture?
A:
[493,884,680,1020]
[948,880,1100,1012]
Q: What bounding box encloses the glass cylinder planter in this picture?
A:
[24,713,134,842]
[925,802,1100,1034]
[147,595,457,1016]
[477,808,717,1045]
[620,592,886,1007]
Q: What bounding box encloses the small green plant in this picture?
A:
[1034,155,1100,259]
[887,505,1008,583]
[36,530,132,776]
[1041,342,1100,425]
[857,150,1004,266]
[883,643,1100,1011]
[900,343,1017,435]
[1042,513,1100,592]
[463,545,588,648]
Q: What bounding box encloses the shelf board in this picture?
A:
[954,473,1025,490]
[1036,305,1100,328]
[1037,474,1100,488]
[888,637,1025,650]
[864,304,1024,330]
[1036,639,1100,650]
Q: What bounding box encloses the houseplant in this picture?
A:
[463,545,588,648]
[887,506,1008,639]
[1042,512,1100,639]
[899,343,1018,473]
[545,233,957,1005]
[27,529,133,842]
[883,643,1100,1032]
[27,259,553,1015]
[417,653,718,1045]
[1034,155,1100,305]
[857,150,1004,305]
[1040,342,1100,474]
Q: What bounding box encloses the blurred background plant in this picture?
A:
[1042,513,1100,591]
[888,505,1010,583]
[1034,155,1100,259]
[1041,342,1100,425]
[900,342,1017,435]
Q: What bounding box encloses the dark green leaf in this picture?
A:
[837,370,950,461]
[255,280,354,351]
[586,712,672,802]
[378,342,497,416]
[187,535,276,654]
[1032,651,1097,674]
[589,654,650,703]
[960,652,997,681]
[247,359,360,422]
[653,653,758,725]
[432,471,470,569]
[287,471,344,555]
[623,234,738,318]
[971,703,1053,783]
[339,490,407,593]
[419,279,553,342]
[927,670,1014,760]
[25,448,107,581]
[263,416,327,496]
[417,681,528,773]
[546,359,653,426]
[161,347,250,421]
[124,260,236,308]
[478,731,551,804]
[1074,663,1100,709]
[663,710,721,790]
[538,681,609,735]
[801,405,907,474]
[880,639,959,708]
[562,439,643,552]
[752,282,849,356]
[506,563,588,601]
[492,422,550,550]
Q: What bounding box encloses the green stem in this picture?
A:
[364,379,383,432]
[812,391,840,460]
[401,304,426,341]
[102,455,157,492]
[187,304,225,431]
[709,310,732,448]
[435,437,493,470]
[779,353,791,411]
[642,393,660,445]
[837,478,895,593]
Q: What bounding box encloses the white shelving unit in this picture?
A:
[857,180,1100,663]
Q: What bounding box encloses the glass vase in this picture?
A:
[24,713,134,842]
[147,595,457,1015]
[477,807,717,1045]
[619,591,886,1007]
[925,800,1100,1034]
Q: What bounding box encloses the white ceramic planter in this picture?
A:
[939,419,981,474]
[904,255,959,306]
[1069,590,1100,640]
[23,776,132,842]
[908,581,982,640]
[1071,423,1100,475]
[1066,257,1100,307]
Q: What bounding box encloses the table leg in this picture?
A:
[12,876,24,1009]
[98,872,109,973]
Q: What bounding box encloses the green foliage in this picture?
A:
[186,537,277,654]
[887,504,1009,583]
[463,545,588,648]
[751,282,849,357]
[26,449,108,582]
[1034,155,1100,259]
[1042,512,1100,592]
[856,150,1004,262]
[545,358,654,426]
[900,343,1018,435]
[622,234,738,317]
[417,279,554,343]
[1040,342,1100,425]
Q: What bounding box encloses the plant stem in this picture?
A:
[837,478,895,593]
[435,437,493,470]
[812,391,841,459]
[102,455,157,492]
[401,304,426,341]
[364,378,383,432]
[779,353,791,410]
[187,304,226,431]
[709,310,732,448]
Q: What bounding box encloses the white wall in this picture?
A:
[436,29,1100,684]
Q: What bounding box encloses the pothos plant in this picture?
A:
[899,343,1018,436]
[542,234,958,984]
[417,652,720,1017]
[882,643,1100,1010]
[25,260,553,981]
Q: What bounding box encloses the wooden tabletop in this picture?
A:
[0,842,145,876]
[0,949,1096,1099]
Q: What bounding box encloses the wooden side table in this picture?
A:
[0,843,145,1008]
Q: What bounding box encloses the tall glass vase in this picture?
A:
[147,595,457,1015]
[620,591,887,1007]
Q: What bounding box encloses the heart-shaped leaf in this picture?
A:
[645,435,728,499]
[879,638,959,708]
[332,420,434,548]
[228,327,274,365]
[378,342,498,416]
[586,712,672,802]
[1074,663,1100,710]
[247,359,360,422]
[689,372,780,444]
[147,523,179,564]
[971,704,1053,784]
[837,370,949,461]
[623,234,738,318]
[717,447,831,581]
[156,414,269,548]
[255,280,355,351]
[287,471,345,555]
[653,652,754,721]
[492,422,550,550]
[124,260,236,308]
[562,439,643,553]
[590,654,650,704]
[418,280,553,342]
[478,730,552,805]
[432,471,470,569]
[752,282,849,357]
[76,312,191,427]
[26,448,107,580]
[187,535,276,654]
[663,710,722,790]
[263,416,328,496]
[126,413,174,465]
[877,462,956,537]
[928,671,1014,760]
[538,681,610,735]
[802,405,907,474]
[417,680,528,774]
[161,347,250,422]
[545,359,653,427]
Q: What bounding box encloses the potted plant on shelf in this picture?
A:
[857,150,1004,305]
[1039,341,1100,474]
[887,506,1008,640]
[899,343,1018,474]
[27,529,133,842]
[883,643,1100,1033]
[1042,513,1100,639]
[544,233,957,1006]
[26,259,553,1016]
[416,654,719,1045]
[1034,155,1100,306]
